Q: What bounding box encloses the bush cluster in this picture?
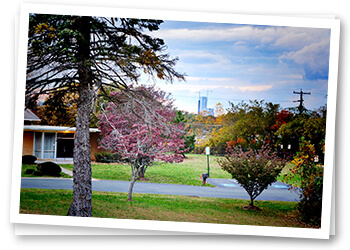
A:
[33,170,43,176]
[24,168,35,175]
[94,151,122,163]
[291,140,323,227]
[25,168,44,176]
[297,171,323,227]
[37,162,62,176]
[22,155,37,165]
[24,161,62,177]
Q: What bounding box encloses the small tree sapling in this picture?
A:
[217,144,286,210]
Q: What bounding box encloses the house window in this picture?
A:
[34,132,42,158]
[34,132,56,159]
[43,133,56,158]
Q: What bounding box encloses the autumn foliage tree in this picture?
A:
[206,100,279,153]
[98,86,187,201]
[26,14,184,216]
[285,139,324,227]
[217,144,286,210]
[276,107,326,159]
[35,88,78,126]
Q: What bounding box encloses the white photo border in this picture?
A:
[11,3,340,239]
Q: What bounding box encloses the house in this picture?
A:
[22,108,102,162]
[24,108,41,124]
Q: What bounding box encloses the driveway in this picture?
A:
[20,177,300,202]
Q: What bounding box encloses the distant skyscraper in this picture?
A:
[198,99,201,114]
[200,96,207,112]
[198,96,214,116]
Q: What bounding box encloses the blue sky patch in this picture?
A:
[143,20,331,114]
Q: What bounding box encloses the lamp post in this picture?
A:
[200,147,211,185]
[205,147,210,177]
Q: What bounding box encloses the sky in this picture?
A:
[140,20,331,115]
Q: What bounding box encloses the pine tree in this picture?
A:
[26,14,184,216]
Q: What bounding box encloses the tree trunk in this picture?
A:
[138,166,145,179]
[249,197,254,207]
[67,16,93,217]
[128,175,137,201]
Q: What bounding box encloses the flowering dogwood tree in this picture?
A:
[98,85,187,200]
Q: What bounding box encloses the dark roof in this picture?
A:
[24,108,41,121]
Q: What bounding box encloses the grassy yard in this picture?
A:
[62,154,232,186]
[20,188,307,228]
[21,154,301,187]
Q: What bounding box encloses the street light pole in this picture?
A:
[206,147,210,177]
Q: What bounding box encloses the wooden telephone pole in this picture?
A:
[293,89,311,114]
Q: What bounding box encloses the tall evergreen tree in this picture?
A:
[174,110,196,157]
[26,14,184,216]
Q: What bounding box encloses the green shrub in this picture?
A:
[22,155,37,165]
[37,162,62,176]
[297,173,323,226]
[291,140,323,227]
[95,152,122,163]
[24,168,35,175]
[33,170,43,176]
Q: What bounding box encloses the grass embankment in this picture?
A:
[20,188,305,228]
[62,154,232,186]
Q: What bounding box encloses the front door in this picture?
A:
[56,133,74,159]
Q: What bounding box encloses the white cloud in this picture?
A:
[177,51,231,65]
[186,76,233,82]
[154,25,329,50]
[156,82,224,93]
[272,27,330,50]
[238,85,273,92]
[233,41,247,46]
[153,76,253,94]
[154,25,277,43]
[286,74,304,79]
[282,38,330,68]
[279,38,330,79]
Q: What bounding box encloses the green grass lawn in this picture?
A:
[62,154,232,186]
[22,154,301,187]
[20,188,307,228]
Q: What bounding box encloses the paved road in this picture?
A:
[20,177,300,202]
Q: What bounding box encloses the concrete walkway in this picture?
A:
[59,167,99,181]
[60,167,73,176]
[20,177,301,202]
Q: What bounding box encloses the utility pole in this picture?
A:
[293,89,311,114]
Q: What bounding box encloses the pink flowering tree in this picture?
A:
[98,85,187,200]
